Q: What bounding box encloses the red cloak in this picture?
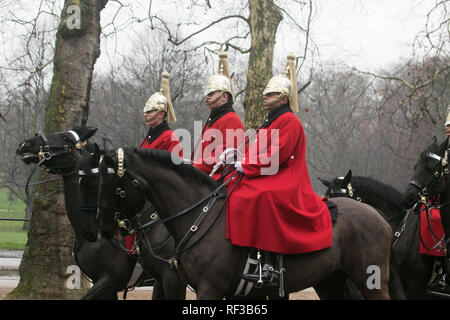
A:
[226,112,332,254]
[193,112,244,180]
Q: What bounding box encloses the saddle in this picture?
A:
[324,199,338,226]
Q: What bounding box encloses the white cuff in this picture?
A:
[234,161,244,173]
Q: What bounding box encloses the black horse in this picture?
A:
[15,127,183,299]
[320,169,441,299]
[94,147,397,299]
[401,137,450,298]
[77,144,186,299]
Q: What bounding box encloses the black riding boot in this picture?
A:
[429,250,450,295]
[242,251,277,285]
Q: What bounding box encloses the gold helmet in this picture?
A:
[263,53,298,113]
[143,71,177,123]
[445,111,450,127]
[204,51,234,103]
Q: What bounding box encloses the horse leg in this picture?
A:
[81,276,119,300]
[347,261,391,300]
[163,274,186,300]
[314,271,364,300]
[388,264,406,300]
[151,279,164,300]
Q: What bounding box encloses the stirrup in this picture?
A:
[428,273,450,299]
[242,264,277,287]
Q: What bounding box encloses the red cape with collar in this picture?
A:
[192,112,244,180]
[226,112,332,254]
[139,129,184,158]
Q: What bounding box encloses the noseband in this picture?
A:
[37,130,87,167]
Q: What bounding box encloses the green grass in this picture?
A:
[0,190,28,250]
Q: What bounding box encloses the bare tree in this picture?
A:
[8,0,108,300]
[145,0,315,129]
[88,29,208,149]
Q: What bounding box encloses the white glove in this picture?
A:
[234,161,244,173]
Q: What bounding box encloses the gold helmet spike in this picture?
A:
[161,71,176,123]
[263,53,299,113]
[286,53,298,113]
[143,71,177,123]
[204,51,234,103]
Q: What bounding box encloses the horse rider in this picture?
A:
[139,71,184,158]
[125,71,184,253]
[191,52,245,180]
[226,54,333,284]
[428,111,450,294]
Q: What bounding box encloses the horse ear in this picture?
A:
[432,136,437,145]
[73,127,98,141]
[343,170,352,184]
[317,177,330,188]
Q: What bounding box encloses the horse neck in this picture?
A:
[352,179,405,227]
[136,162,216,244]
[61,172,84,238]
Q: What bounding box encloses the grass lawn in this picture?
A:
[0,190,28,250]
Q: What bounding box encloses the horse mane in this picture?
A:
[129,148,219,189]
[350,176,404,211]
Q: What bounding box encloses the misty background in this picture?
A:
[0,0,448,208]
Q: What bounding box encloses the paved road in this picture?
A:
[0,250,22,289]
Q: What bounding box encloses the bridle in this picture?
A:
[408,149,450,206]
[100,148,240,272]
[404,148,450,252]
[18,130,88,198]
[35,130,87,172]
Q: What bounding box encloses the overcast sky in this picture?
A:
[96,0,439,75]
[0,1,442,83]
[309,0,437,71]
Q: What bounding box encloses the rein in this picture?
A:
[105,148,241,270]
[401,148,450,251]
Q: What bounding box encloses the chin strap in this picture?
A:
[263,91,287,107]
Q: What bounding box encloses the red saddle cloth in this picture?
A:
[125,234,136,255]
[419,206,445,256]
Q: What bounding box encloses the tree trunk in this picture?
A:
[21,198,32,231]
[244,0,282,129]
[8,0,107,299]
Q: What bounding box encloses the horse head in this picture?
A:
[319,170,354,198]
[97,148,148,240]
[16,127,98,173]
[401,136,449,209]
